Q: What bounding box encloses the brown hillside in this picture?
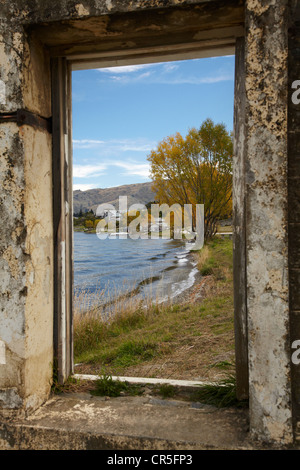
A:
[73,182,156,214]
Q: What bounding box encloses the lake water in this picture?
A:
[73,232,198,307]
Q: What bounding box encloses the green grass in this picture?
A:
[208,360,233,370]
[198,237,233,279]
[155,384,176,399]
[91,373,144,397]
[74,301,191,367]
[191,375,248,408]
[74,237,235,380]
[107,340,158,367]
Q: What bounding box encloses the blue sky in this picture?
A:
[72,56,235,191]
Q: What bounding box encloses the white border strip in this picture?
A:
[73,373,215,387]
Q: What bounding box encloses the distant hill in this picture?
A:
[73,182,157,215]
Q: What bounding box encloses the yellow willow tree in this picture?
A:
[147,118,233,240]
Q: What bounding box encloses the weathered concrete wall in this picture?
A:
[0,119,27,408]
[0,0,238,24]
[0,0,244,415]
[23,124,53,412]
[26,0,243,67]
[0,0,298,448]
[245,0,292,444]
[0,10,53,413]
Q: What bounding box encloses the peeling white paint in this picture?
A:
[106,0,113,11]
[0,388,22,409]
[75,4,90,16]
[0,80,5,104]
[0,340,6,365]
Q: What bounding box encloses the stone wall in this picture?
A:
[245,0,292,444]
[0,0,298,447]
[0,11,53,414]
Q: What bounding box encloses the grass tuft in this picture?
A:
[155,384,176,399]
[192,375,248,408]
[91,373,143,397]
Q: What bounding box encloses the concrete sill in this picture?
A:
[0,392,254,450]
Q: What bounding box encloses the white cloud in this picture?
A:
[73,139,105,149]
[209,55,235,60]
[73,183,99,191]
[73,138,156,153]
[165,73,234,85]
[105,71,153,83]
[97,62,166,84]
[98,62,179,76]
[96,60,234,85]
[73,160,150,180]
[112,139,155,152]
[163,63,179,73]
[106,71,233,85]
[73,137,155,181]
[98,64,153,74]
[73,163,107,178]
[111,161,150,179]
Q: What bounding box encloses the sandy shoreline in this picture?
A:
[168,270,203,305]
[158,250,203,306]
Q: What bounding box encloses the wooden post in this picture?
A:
[51,58,73,384]
[233,37,249,400]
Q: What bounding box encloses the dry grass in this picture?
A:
[73,280,174,362]
[73,238,235,382]
[216,225,233,233]
[196,244,210,271]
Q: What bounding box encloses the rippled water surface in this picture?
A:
[73,232,198,304]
